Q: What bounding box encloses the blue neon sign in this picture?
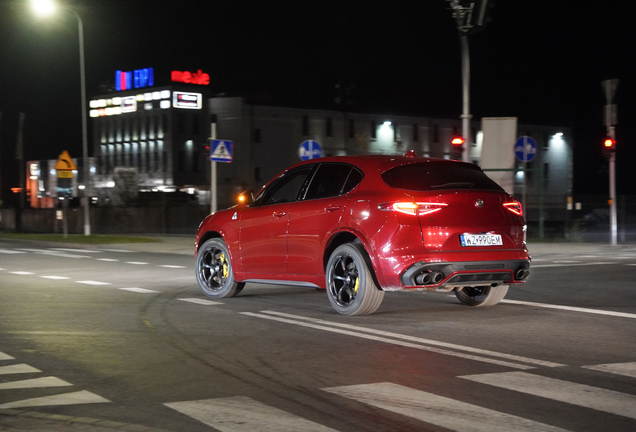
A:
[115,67,154,91]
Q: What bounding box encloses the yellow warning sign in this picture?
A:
[54,150,78,171]
[57,170,74,179]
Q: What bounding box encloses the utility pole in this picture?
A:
[15,113,26,232]
[446,1,490,162]
[602,79,619,246]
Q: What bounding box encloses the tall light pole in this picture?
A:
[32,0,91,235]
[446,0,490,162]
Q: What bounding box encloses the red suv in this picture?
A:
[195,153,530,315]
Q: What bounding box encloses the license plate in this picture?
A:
[460,234,503,247]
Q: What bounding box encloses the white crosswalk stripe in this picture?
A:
[460,371,636,420]
[0,377,72,389]
[165,396,338,432]
[0,390,110,409]
[324,382,567,432]
[0,364,41,375]
[0,352,15,361]
[583,362,636,379]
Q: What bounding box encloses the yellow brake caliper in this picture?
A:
[220,253,229,279]
[353,276,360,293]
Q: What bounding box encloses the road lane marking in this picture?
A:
[126,261,149,265]
[0,364,41,375]
[460,371,636,420]
[0,249,27,254]
[324,382,568,432]
[9,271,34,275]
[0,352,15,361]
[97,258,119,262]
[159,265,186,269]
[15,248,91,259]
[0,377,72,389]
[258,311,563,368]
[0,390,110,409]
[242,312,539,370]
[75,281,111,286]
[178,298,223,306]
[119,288,159,294]
[500,300,636,319]
[50,248,101,254]
[583,362,636,379]
[40,276,71,280]
[165,396,338,432]
[531,262,613,268]
[99,249,133,253]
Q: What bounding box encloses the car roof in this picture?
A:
[288,154,478,174]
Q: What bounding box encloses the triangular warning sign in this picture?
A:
[54,150,78,170]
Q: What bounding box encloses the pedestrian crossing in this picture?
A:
[2,346,636,430]
[162,362,636,432]
[0,351,109,409]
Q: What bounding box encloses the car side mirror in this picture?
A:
[237,190,255,206]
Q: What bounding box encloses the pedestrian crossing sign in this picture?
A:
[210,139,233,163]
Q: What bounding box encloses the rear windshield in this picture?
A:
[381,163,504,192]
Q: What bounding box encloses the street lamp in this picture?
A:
[31,0,91,235]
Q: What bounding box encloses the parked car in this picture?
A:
[195,152,530,315]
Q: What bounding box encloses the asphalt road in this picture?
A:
[1,239,635,432]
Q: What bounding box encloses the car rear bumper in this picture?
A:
[400,259,530,290]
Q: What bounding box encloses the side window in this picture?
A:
[304,163,361,200]
[258,166,313,206]
[342,168,363,194]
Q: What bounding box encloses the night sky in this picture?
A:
[0,0,634,201]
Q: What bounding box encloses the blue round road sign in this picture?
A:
[298,140,323,161]
[515,136,537,163]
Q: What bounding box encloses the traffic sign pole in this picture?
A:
[210,122,217,214]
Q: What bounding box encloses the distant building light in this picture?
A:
[78,185,85,190]
[106,181,115,188]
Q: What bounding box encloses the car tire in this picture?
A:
[454,285,509,307]
[196,238,244,298]
[326,243,384,316]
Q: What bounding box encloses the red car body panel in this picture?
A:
[195,155,530,293]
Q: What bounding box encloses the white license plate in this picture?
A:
[460,234,503,247]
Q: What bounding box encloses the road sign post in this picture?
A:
[209,137,233,213]
[514,136,537,230]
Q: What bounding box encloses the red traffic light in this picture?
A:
[603,138,616,148]
[451,136,466,146]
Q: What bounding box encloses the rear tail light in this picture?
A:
[503,201,523,216]
[379,202,448,216]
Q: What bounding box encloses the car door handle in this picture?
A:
[326,205,341,212]
[273,211,287,218]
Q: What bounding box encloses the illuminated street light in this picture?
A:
[31,0,91,235]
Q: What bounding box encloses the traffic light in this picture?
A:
[202,143,210,156]
[451,136,465,160]
[603,138,616,158]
